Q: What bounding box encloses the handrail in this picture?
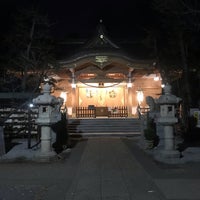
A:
[137,105,150,119]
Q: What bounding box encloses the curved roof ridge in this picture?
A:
[84,19,120,49]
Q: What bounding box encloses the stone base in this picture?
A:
[34,151,57,162]
[154,149,181,164]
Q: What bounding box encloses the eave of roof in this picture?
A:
[58,20,156,69]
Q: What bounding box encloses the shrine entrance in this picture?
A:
[78,86,125,108]
[50,21,162,119]
[75,84,129,118]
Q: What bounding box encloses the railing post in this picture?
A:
[27,108,32,149]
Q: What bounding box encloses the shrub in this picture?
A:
[144,118,159,148]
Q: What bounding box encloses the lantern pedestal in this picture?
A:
[32,83,63,162]
[154,84,182,163]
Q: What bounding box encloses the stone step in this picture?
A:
[67,118,141,134]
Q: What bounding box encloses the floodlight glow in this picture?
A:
[60,92,67,103]
[127,82,132,88]
[161,84,165,88]
[137,90,144,105]
[29,103,34,108]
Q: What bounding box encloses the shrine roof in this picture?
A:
[57,21,155,68]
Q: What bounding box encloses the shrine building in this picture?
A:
[50,22,162,119]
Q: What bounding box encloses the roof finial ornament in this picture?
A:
[98,19,104,39]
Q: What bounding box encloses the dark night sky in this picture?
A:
[0,0,155,40]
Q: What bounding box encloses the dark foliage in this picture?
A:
[51,112,69,154]
[144,118,159,147]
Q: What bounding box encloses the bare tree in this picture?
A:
[150,0,200,131]
[6,6,56,92]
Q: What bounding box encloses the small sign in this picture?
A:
[95,56,108,63]
[193,111,200,121]
[190,108,199,116]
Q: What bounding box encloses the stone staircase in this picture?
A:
[67,118,141,136]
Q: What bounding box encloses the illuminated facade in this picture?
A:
[51,22,162,118]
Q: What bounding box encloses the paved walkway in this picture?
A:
[65,137,165,200]
[0,137,200,200]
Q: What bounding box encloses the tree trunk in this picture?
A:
[179,32,191,131]
[21,19,36,92]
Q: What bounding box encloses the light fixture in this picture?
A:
[127,82,132,88]
[136,89,144,105]
[127,77,132,88]
[161,84,165,88]
[71,77,76,88]
[154,75,159,81]
[127,69,133,88]
[72,83,76,88]
[60,91,67,103]
[29,103,34,108]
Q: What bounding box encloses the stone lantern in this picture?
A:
[155,83,182,161]
[33,83,63,161]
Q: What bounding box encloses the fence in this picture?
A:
[75,106,128,118]
[0,106,39,150]
[76,107,96,118]
[108,106,128,118]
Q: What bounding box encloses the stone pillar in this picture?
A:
[40,126,54,156]
[33,82,63,161]
[155,122,164,150]
[154,83,182,163]
[164,125,174,150]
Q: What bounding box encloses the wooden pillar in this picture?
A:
[127,68,134,117]
[70,68,77,118]
[71,88,76,117]
[127,87,132,117]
